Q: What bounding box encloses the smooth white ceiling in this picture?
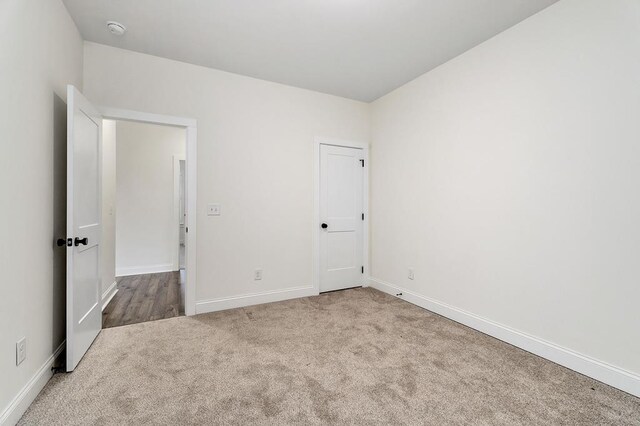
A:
[63,0,559,102]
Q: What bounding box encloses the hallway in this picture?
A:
[102,271,184,328]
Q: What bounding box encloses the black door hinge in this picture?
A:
[360,159,364,167]
[186,227,189,233]
[362,213,364,220]
[361,266,364,274]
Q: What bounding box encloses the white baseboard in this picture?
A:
[101,281,118,311]
[116,263,175,277]
[196,285,317,314]
[0,340,65,426]
[369,277,640,398]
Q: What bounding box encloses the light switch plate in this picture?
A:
[207,204,221,216]
[408,268,415,280]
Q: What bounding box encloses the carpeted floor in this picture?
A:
[19,288,640,425]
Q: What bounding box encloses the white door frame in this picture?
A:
[313,136,369,294]
[99,106,198,316]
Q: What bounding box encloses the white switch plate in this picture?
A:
[16,338,26,366]
[408,268,415,280]
[254,269,262,280]
[207,204,221,216]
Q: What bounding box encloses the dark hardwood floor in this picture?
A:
[102,271,184,329]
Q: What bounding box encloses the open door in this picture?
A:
[66,85,102,371]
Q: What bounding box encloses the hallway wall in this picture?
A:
[115,121,186,276]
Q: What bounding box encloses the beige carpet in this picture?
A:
[20,288,640,425]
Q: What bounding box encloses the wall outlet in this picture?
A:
[254,269,262,280]
[207,204,221,216]
[16,338,26,366]
[408,268,415,280]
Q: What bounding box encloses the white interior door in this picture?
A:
[319,144,364,292]
[66,85,102,372]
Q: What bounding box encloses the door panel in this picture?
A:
[328,154,355,218]
[67,85,102,371]
[319,145,364,292]
[327,232,356,270]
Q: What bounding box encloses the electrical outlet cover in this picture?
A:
[16,338,26,365]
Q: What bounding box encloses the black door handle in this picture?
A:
[74,237,88,246]
[57,238,72,247]
[321,223,328,229]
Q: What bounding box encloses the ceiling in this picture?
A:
[63,0,559,102]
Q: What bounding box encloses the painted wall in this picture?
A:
[0,0,83,422]
[83,42,371,307]
[101,120,117,303]
[370,0,640,381]
[115,120,186,276]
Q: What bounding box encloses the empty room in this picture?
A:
[1,0,639,424]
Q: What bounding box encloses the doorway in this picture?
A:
[100,120,187,328]
[99,108,197,320]
[315,138,369,293]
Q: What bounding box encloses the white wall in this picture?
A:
[0,0,83,422]
[83,42,371,308]
[370,0,640,392]
[101,120,117,303]
[115,121,186,276]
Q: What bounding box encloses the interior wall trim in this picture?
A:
[196,286,317,314]
[101,281,118,311]
[115,264,175,277]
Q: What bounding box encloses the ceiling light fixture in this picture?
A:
[106,21,126,36]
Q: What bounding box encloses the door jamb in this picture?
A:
[98,106,198,316]
[172,156,185,271]
[313,136,369,295]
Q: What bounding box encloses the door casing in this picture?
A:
[98,106,198,316]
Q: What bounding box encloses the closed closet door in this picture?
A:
[319,144,364,292]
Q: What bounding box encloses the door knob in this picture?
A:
[74,237,88,246]
[321,223,328,229]
[57,238,71,247]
